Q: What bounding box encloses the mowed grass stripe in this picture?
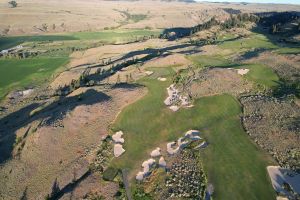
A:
[111,68,275,200]
[0,57,69,99]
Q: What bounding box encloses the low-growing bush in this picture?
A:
[102,167,118,181]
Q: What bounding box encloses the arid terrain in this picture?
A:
[0,1,300,200]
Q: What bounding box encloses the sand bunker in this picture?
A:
[145,71,154,76]
[158,77,167,81]
[150,147,161,157]
[267,166,300,198]
[237,69,249,75]
[164,84,192,111]
[136,158,156,181]
[136,130,205,181]
[112,131,125,157]
[159,156,167,168]
[167,130,202,155]
[194,141,208,149]
[169,105,179,112]
[114,144,125,158]
[112,131,124,143]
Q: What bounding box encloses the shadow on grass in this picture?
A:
[0,89,110,164]
[0,35,78,50]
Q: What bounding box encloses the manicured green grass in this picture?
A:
[0,57,68,99]
[0,35,77,50]
[189,55,279,89]
[238,64,279,88]
[111,67,275,200]
[276,46,300,54]
[219,34,278,53]
[189,55,234,68]
[0,29,161,50]
[71,29,161,42]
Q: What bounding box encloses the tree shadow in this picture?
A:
[0,89,111,164]
[251,11,300,52]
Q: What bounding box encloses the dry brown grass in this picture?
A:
[191,67,252,98]
[1,0,299,36]
[0,85,147,199]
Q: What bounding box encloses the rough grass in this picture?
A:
[111,67,276,200]
[0,57,68,99]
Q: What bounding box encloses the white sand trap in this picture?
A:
[136,158,156,181]
[114,144,125,157]
[186,104,194,108]
[185,130,201,138]
[167,142,180,155]
[267,166,300,197]
[136,171,144,181]
[194,141,208,149]
[164,84,192,111]
[159,156,167,168]
[180,96,189,106]
[177,137,189,148]
[169,105,179,112]
[158,77,167,81]
[167,130,202,155]
[112,131,124,143]
[145,71,154,76]
[150,147,161,157]
[237,69,249,75]
[22,89,34,96]
[277,197,288,200]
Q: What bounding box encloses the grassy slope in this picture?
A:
[240,63,279,88]
[0,29,161,50]
[0,57,68,98]
[112,67,276,200]
[72,29,160,42]
[219,34,277,53]
[0,29,160,99]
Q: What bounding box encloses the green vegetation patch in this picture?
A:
[0,35,77,50]
[0,57,68,99]
[111,67,275,200]
[239,64,279,88]
[72,29,160,43]
[189,55,233,68]
[103,167,119,181]
[219,33,277,53]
